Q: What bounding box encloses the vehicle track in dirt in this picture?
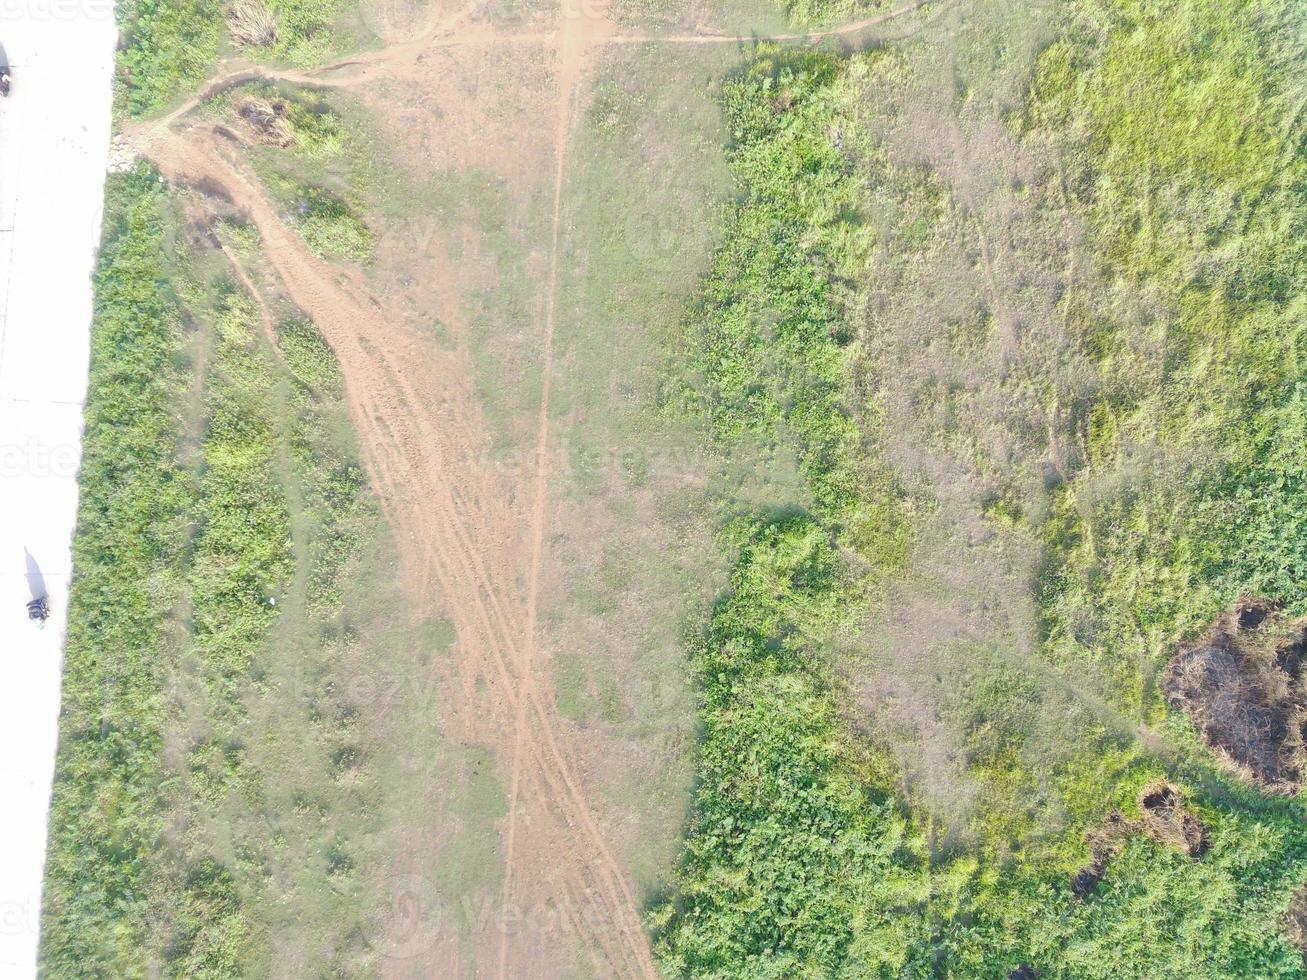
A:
[148,120,660,978]
[138,1,937,974]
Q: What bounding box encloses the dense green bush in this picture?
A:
[677,48,908,560]
[653,521,930,978]
[291,187,375,262]
[116,0,221,116]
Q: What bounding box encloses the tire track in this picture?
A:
[148,129,656,978]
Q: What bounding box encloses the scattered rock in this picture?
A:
[1164,598,1307,793]
[106,135,140,174]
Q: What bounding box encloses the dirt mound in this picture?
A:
[1070,783,1208,895]
[238,98,293,147]
[1164,599,1307,793]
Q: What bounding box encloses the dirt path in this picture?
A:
[149,120,659,976]
[497,1,645,977]
[137,2,937,975]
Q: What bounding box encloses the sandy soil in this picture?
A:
[0,7,117,977]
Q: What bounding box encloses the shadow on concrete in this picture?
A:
[24,546,46,601]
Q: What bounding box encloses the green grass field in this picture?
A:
[647,1,1307,973]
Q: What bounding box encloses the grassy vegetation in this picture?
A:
[39,164,399,975]
[114,0,355,117]
[782,0,879,24]
[657,1,1307,971]
[116,0,222,116]
[652,520,931,978]
[652,49,932,976]
[224,85,380,262]
[39,166,189,976]
[1025,0,1307,706]
[941,0,1307,971]
[670,47,909,559]
[259,0,348,66]
[290,187,376,261]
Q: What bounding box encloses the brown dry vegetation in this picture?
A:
[1288,886,1307,962]
[1165,599,1307,794]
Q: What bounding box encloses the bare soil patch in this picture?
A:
[1164,599,1307,793]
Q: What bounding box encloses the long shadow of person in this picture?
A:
[24,547,47,602]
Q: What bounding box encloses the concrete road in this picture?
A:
[0,3,116,975]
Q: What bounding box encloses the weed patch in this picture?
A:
[292,186,375,261]
[39,165,190,976]
[42,170,394,974]
[116,0,222,116]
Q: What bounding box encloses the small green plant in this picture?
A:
[293,187,375,262]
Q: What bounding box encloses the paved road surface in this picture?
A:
[0,4,116,975]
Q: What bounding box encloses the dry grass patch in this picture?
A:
[239,98,294,146]
[1165,599,1307,794]
[228,0,279,48]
